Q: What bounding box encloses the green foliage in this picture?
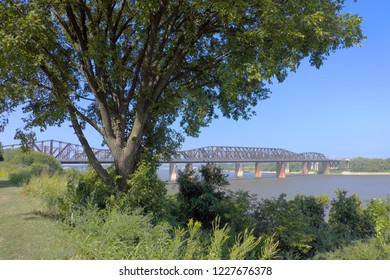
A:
[124,160,168,218]
[17,168,390,260]
[366,198,390,244]
[22,172,69,218]
[328,189,374,241]
[315,238,390,260]
[252,194,315,257]
[176,164,229,229]
[350,157,390,172]
[70,208,273,260]
[69,167,116,210]
[0,0,364,190]
[219,190,258,234]
[38,163,169,221]
[294,194,329,230]
[4,149,62,185]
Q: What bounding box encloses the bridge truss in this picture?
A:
[3,140,331,164]
[173,146,329,163]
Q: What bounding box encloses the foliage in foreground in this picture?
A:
[69,208,278,260]
[21,163,390,260]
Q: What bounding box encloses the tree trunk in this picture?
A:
[68,106,113,186]
[111,149,135,192]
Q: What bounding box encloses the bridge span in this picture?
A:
[3,139,347,181]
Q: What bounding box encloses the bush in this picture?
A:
[328,189,374,242]
[64,162,169,220]
[366,198,390,244]
[69,167,116,209]
[252,194,315,258]
[5,149,62,185]
[315,238,390,260]
[70,207,278,260]
[123,160,168,218]
[23,172,69,218]
[176,164,229,229]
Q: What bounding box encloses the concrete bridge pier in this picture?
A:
[276,162,287,178]
[255,162,262,178]
[235,163,244,177]
[285,162,290,175]
[169,163,177,182]
[302,162,309,175]
[322,162,331,175]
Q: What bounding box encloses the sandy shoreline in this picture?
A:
[338,171,390,176]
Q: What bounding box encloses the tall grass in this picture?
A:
[69,207,279,260]
[22,172,69,218]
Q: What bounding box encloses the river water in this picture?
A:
[159,165,390,204]
[64,164,390,204]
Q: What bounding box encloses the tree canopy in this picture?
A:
[0,0,364,190]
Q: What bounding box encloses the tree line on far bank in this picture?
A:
[348,157,390,173]
[219,157,390,173]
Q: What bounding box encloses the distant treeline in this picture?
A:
[349,157,390,172]
[218,157,390,173]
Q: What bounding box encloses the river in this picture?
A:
[159,165,390,204]
[64,163,390,204]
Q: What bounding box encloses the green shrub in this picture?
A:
[315,238,390,260]
[9,150,62,174]
[70,207,277,260]
[70,167,116,209]
[176,164,229,229]
[252,194,315,258]
[5,149,62,185]
[294,194,329,230]
[366,198,390,244]
[123,160,168,218]
[9,166,33,185]
[328,189,375,242]
[23,172,69,218]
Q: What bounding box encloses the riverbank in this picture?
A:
[339,171,390,176]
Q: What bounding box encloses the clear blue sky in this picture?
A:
[2,0,390,159]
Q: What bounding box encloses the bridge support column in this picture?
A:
[235,163,244,177]
[285,163,290,175]
[302,162,309,175]
[169,163,177,182]
[322,162,330,175]
[255,162,262,178]
[276,162,286,178]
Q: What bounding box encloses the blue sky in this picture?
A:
[2,0,390,159]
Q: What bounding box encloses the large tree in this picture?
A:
[0,0,364,190]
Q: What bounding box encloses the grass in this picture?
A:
[0,180,75,259]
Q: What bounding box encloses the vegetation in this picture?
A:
[1,0,364,191]
[0,182,75,259]
[0,148,62,185]
[350,157,390,172]
[1,156,388,260]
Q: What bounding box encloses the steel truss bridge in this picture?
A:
[3,139,347,180]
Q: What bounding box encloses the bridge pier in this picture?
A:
[285,163,290,175]
[255,162,262,178]
[302,162,309,175]
[276,162,287,178]
[322,162,330,175]
[235,163,244,177]
[169,163,177,182]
